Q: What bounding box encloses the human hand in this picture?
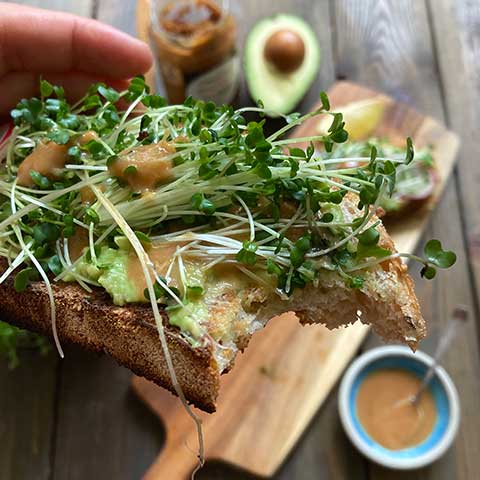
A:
[0,2,153,118]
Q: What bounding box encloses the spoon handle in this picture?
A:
[412,305,468,405]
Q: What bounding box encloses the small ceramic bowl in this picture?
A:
[338,345,460,470]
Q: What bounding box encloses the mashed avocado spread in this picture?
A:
[74,246,208,341]
[75,247,138,305]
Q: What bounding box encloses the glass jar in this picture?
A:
[151,0,239,105]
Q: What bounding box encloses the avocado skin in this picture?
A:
[244,14,321,116]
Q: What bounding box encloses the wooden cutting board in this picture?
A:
[130,79,459,478]
[134,3,459,476]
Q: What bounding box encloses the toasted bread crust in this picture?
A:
[0,263,219,412]
[375,222,425,345]
[0,195,426,411]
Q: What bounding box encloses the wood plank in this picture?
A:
[132,79,459,479]
[426,1,480,478]
[427,0,480,329]
[191,1,360,480]
[0,351,58,480]
[0,3,94,480]
[334,0,443,118]
[130,1,368,479]
[52,347,164,480]
[332,1,480,479]
[226,1,368,479]
[2,0,93,16]
[46,4,163,480]
[96,0,138,36]
[133,317,369,478]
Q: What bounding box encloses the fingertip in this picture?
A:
[1,7,154,80]
[136,40,155,74]
[78,19,154,77]
[124,37,154,75]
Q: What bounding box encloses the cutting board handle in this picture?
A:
[143,437,200,480]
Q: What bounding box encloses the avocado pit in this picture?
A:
[264,29,305,73]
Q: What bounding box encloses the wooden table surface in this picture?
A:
[1,1,480,479]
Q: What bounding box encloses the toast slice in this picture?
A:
[0,78,436,413]
[0,194,425,412]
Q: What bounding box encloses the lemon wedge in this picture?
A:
[317,97,387,141]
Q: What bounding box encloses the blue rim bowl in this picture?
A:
[338,345,460,469]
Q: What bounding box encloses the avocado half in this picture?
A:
[244,14,320,116]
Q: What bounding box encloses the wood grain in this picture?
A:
[268,5,367,479]
[134,319,369,478]
[48,3,164,480]
[2,0,94,16]
[428,0,480,325]
[333,1,480,480]
[52,347,163,480]
[426,1,480,478]
[0,3,93,480]
[1,0,479,479]
[132,80,459,479]
[0,352,57,480]
[131,2,369,479]
[148,2,368,479]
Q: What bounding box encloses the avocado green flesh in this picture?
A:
[76,247,139,305]
[74,247,209,341]
[244,14,320,116]
[168,301,207,340]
